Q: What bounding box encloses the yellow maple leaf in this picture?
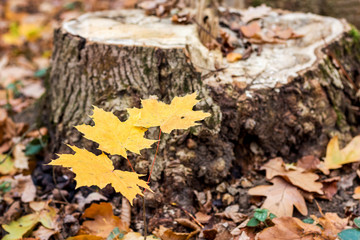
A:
[75,106,157,158]
[127,92,211,133]
[48,145,150,204]
[324,135,360,169]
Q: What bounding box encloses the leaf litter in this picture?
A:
[1,1,360,240]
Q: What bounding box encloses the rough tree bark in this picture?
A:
[45,8,360,214]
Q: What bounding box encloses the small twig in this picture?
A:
[171,202,204,228]
[37,128,46,147]
[51,200,69,204]
[143,196,147,240]
[191,17,221,45]
[327,50,358,91]
[144,129,162,192]
[147,129,162,183]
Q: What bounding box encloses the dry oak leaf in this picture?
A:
[312,213,348,240]
[127,92,211,134]
[257,216,322,240]
[75,106,157,158]
[324,135,360,170]
[154,225,190,240]
[80,202,130,238]
[262,157,323,194]
[320,177,340,201]
[297,155,321,172]
[248,177,308,217]
[48,146,150,204]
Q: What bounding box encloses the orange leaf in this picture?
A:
[353,186,360,200]
[226,52,242,63]
[67,235,103,240]
[48,146,151,204]
[248,177,308,217]
[154,225,190,240]
[240,22,261,38]
[81,202,130,238]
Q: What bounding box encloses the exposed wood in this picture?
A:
[45,8,360,218]
[244,0,360,28]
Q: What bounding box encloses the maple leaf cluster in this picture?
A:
[49,92,210,204]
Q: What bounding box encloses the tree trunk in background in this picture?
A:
[244,0,360,29]
[45,7,360,229]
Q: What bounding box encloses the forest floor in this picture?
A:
[1,1,360,240]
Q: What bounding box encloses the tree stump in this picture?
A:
[45,8,360,210]
[244,0,360,28]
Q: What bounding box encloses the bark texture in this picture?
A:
[45,9,360,214]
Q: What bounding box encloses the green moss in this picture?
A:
[333,106,345,128]
[143,65,151,76]
[183,80,190,93]
[349,25,360,43]
[251,0,265,7]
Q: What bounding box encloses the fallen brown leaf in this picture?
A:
[257,216,322,240]
[33,225,57,240]
[13,174,36,203]
[13,144,29,170]
[320,177,340,200]
[0,109,27,154]
[215,211,246,223]
[0,201,21,224]
[67,235,103,240]
[195,212,212,224]
[312,213,348,240]
[81,202,130,238]
[248,177,308,217]
[240,21,261,38]
[75,192,107,211]
[154,225,190,240]
[297,155,321,172]
[261,158,323,194]
[26,127,48,138]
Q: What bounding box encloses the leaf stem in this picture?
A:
[142,129,161,240]
[147,129,162,183]
[126,156,135,172]
[143,196,147,240]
